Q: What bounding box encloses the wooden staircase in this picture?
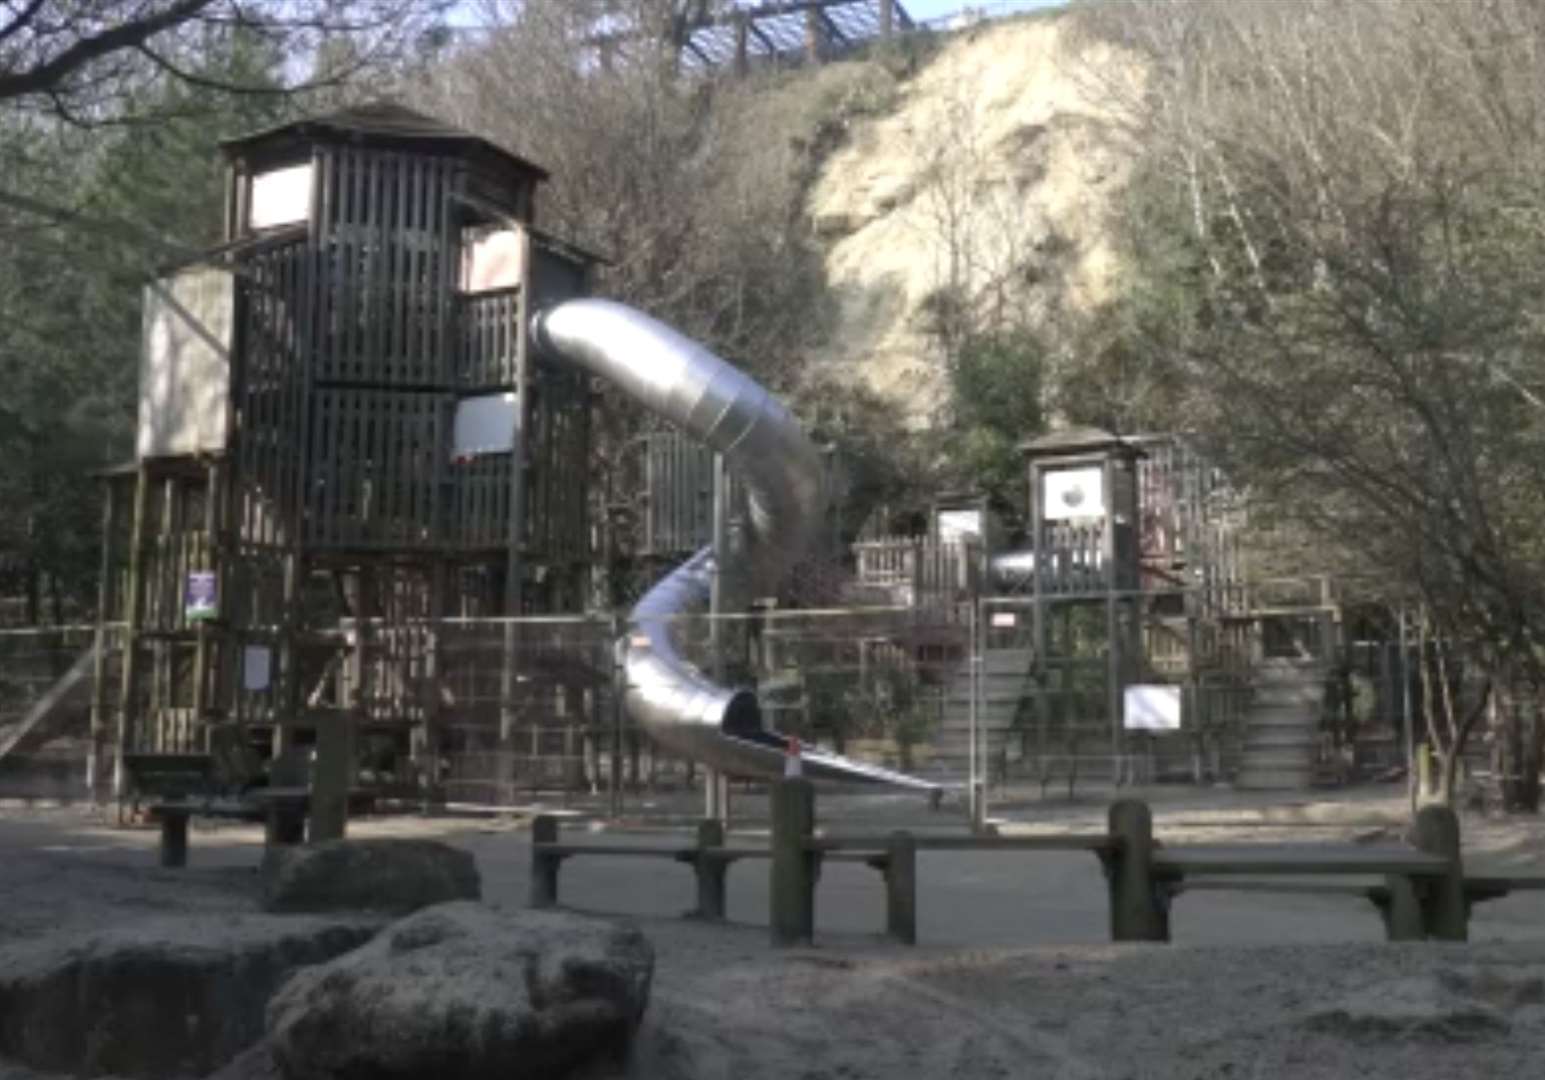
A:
[932,646,1033,781]
[1234,657,1326,789]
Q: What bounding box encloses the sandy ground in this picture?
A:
[2,784,1544,1079]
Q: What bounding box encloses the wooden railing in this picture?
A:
[853,536,980,598]
[529,782,1545,947]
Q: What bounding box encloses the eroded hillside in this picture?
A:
[803,14,1141,427]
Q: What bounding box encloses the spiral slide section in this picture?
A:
[534,300,939,791]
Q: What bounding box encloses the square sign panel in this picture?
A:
[1124,684,1182,731]
[937,508,982,543]
[1043,466,1104,520]
[452,393,518,459]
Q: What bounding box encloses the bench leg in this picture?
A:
[885,831,917,945]
[1383,874,1425,941]
[159,810,190,868]
[531,815,561,909]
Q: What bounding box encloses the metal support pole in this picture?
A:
[968,601,981,824]
[610,614,624,819]
[1399,607,1415,816]
[706,450,729,823]
[693,819,728,920]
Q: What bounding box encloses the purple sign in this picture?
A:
[185,571,217,621]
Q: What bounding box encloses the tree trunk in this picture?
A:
[1495,674,1543,814]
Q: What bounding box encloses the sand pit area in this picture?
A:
[2,787,1544,1079]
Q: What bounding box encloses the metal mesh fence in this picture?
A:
[0,624,104,798]
[0,581,1423,807]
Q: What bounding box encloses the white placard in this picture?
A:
[1124,684,1182,731]
[990,612,1017,628]
[452,393,518,458]
[463,228,524,292]
[1043,466,1105,520]
[243,645,273,692]
[937,508,982,543]
[250,163,313,230]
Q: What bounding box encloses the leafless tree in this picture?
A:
[1077,0,1545,808]
[0,1,445,124]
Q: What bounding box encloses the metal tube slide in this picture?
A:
[534,299,938,791]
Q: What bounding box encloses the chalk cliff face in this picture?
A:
[804,14,1140,427]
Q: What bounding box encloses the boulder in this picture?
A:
[261,839,480,916]
[0,915,378,1078]
[266,903,654,1080]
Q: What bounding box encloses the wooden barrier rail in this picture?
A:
[529,816,893,921]
[529,780,1545,947]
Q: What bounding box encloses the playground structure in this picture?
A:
[0,102,1422,812]
[73,102,939,812]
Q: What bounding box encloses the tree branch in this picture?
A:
[0,0,217,103]
[0,0,48,48]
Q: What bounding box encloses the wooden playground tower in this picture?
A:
[89,104,599,801]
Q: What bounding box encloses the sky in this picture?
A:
[900,0,1067,23]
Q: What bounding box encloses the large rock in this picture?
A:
[0,915,378,1078]
[262,838,480,915]
[266,903,654,1080]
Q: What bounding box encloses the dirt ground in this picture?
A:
[2,783,1544,1079]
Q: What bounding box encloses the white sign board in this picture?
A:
[1043,466,1105,520]
[463,228,524,292]
[452,393,518,458]
[937,508,982,543]
[243,645,273,692]
[250,163,313,230]
[1124,684,1182,731]
[138,269,234,458]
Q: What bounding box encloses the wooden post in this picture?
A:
[88,481,117,803]
[693,819,727,921]
[885,830,917,945]
[531,814,561,908]
[733,13,749,77]
[191,460,220,756]
[114,464,152,808]
[159,808,190,868]
[1107,799,1167,942]
[309,711,350,842]
[1412,804,1467,941]
[804,9,824,62]
[770,777,815,946]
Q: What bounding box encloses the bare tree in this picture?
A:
[1077,0,1545,808]
[0,0,442,124]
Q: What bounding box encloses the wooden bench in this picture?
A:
[148,787,310,869]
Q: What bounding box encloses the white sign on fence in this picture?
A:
[1124,683,1182,731]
